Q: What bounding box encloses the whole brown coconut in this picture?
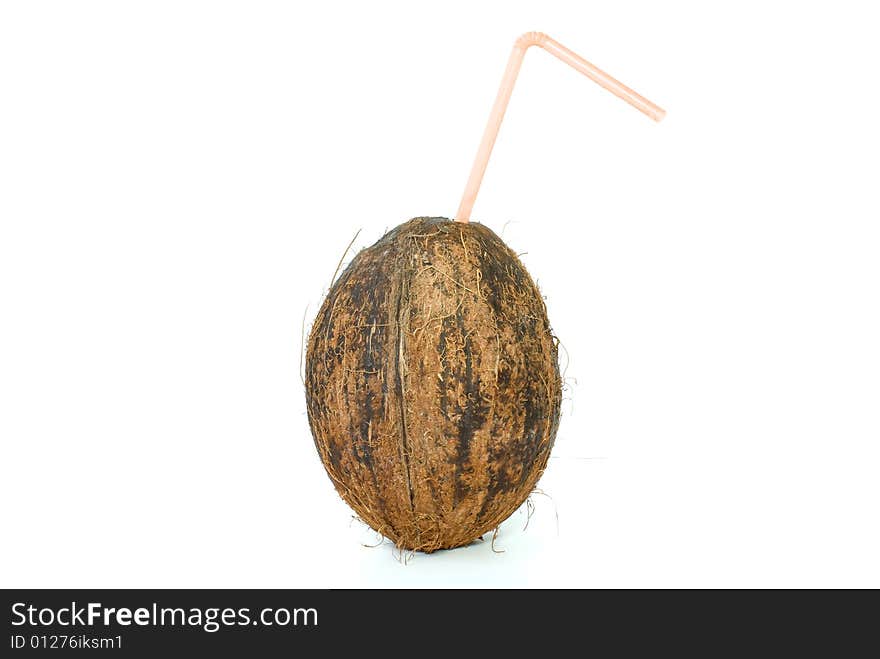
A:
[306,217,561,552]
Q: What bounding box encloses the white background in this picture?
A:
[2,1,878,588]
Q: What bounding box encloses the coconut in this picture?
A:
[305,217,561,552]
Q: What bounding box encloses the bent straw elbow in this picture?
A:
[515,31,550,49]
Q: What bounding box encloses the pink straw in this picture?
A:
[455,32,665,223]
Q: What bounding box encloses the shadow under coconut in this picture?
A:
[349,490,560,565]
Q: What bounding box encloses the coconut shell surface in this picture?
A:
[306,217,561,552]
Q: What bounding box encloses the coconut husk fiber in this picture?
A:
[306,217,561,552]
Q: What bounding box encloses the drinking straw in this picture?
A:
[455,32,665,223]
